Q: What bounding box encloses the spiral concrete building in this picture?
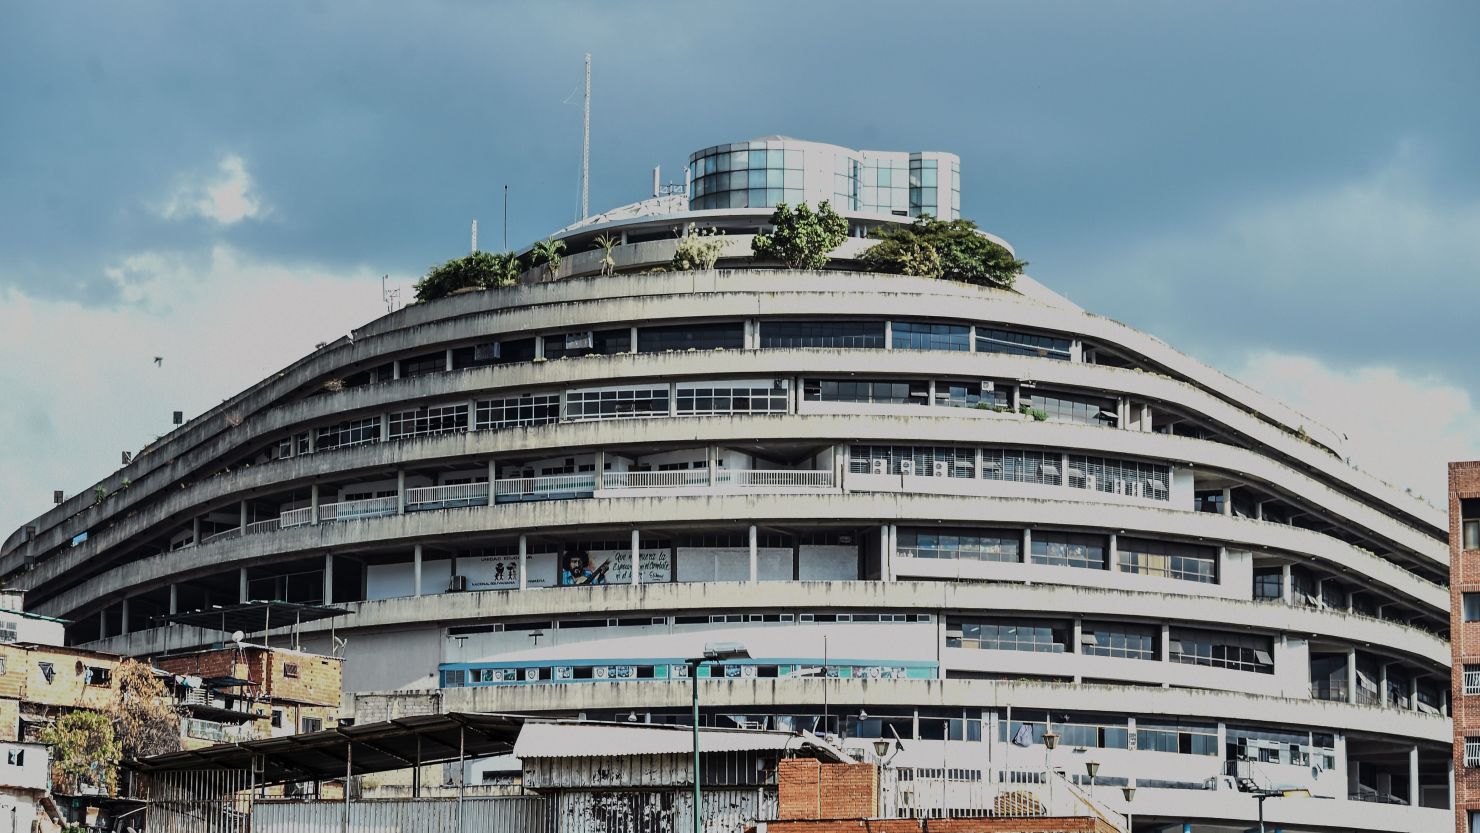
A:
[2,138,1454,831]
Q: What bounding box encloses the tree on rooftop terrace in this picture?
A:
[413,251,520,302]
[41,710,120,795]
[751,200,848,270]
[531,238,566,280]
[859,215,1026,289]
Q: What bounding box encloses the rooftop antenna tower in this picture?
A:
[381,274,401,313]
[580,53,591,219]
[471,218,478,253]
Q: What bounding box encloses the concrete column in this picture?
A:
[1221,487,1232,516]
[323,554,335,605]
[1281,563,1293,605]
[749,525,759,582]
[1334,733,1349,800]
[1072,618,1083,652]
[1141,402,1152,433]
[392,359,401,380]
[240,501,248,531]
[169,584,178,615]
[883,320,893,349]
[308,430,316,454]
[630,529,641,586]
[1160,623,1172,663]
[1069,339,1082,362]
[98,611,108,640]
[880,523,895,581]
[310,483,321,524]
[1409,746,1419,809]
[488,460,497,491]
[1011,384,1021,412]
[445,348,454,372]
[1410,677,1420,712]
[379,413,390,442]
[1380,663,1389,707]
[708,446,719,487]
[518,536,528,591]
[239,567,249,603]
[1107,533,1118,572]
[413,545,423,597]
[629,325,639,352]
[1255,500,1266,521]
[1022,528,1032,563]
[192,517,201,546]
[927,379,936,407]
[968,325,977,352]
[1215,723,1228,789]
[667,383,678,417]
[120,598,130,634]
[397,470,407,514]
[1347,648,1358,705]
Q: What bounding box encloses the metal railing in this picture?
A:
[880,767,1125,827]
[717,469,833,488]
[279,507,313,528]
[244,518,280,536]
[602,469,712,489]
[318,496,398,522]
[405,481,490,509]
[199,528,241,545]
[493,474,598,499]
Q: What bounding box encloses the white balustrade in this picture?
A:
[243,518,280,536]
[279,507,313,528]
[318,495,398,522]
[721,469,833,488]
[602,469,712,489]
[493,474,598,498]
[405,481,491,509]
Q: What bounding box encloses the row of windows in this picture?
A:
[674,385,789,415]
[949,619,1275,675]
[848,446,1173,504]
[388,404,469,440]
[1169,628,1274,674]
[443,661,932,688]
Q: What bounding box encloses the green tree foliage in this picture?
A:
[670,224,728,272]
[412,251,520,302]
[859,215,1026,289]
[751,201,848,270]
[531,238,566,279]
[592,233,619,277]
[41,710,121,795]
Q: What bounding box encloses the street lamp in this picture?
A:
[1250,787,1309,833]
[1085,761,1099,801]
[686,642,750,833]
[1121,784,1135,833]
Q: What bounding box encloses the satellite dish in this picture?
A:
[231,630,245,645]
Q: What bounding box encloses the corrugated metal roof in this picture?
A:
[514,721,848,762]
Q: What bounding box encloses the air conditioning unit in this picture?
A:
[448,575,468,592]
[870,459,888,475]
[931,461,949,478]
[899,460,915,476]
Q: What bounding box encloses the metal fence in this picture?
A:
[253,796,546,833]
[552,788,775,833]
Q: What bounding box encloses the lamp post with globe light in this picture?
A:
[685,642,749,833]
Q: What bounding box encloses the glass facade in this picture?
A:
[687,140,958,218]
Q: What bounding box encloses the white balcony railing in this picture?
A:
[243,518,280,536]
[602,470,712,489]
[318,495,398,522]
[718,469,834,488]
[405,481,491,509]
[493,474,598,499]
[200,527,242,545]
[279,507,313,528]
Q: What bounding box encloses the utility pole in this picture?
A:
[581,53,591,219]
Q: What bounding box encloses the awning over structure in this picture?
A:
[165,600,349,633]
[128,712,524,786]
[514,721,851,762]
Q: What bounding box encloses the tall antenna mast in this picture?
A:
[470,219,478,253]
[580,52,591,219]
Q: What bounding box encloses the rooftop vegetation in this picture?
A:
[858,215,1026,289]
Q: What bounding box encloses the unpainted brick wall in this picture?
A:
[777,759,878,820]
[762,817,1105,833]
[1451,461,1480,833]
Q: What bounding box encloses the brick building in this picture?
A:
[0,643,120,742]
[1453,461,1480,832]
[156,643,341,749]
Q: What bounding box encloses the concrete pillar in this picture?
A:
[1011,384,1021,412]
[323,554,334,605]
[1107,533,1118,572]
[239,567,249,603]
[1215,723,1228,788]
[397,470,407,514]
[1347,648,1358,705]
[169,584,178,615]
[881,523,894,581]
[1071,619,1083,661]
[1334,733,1349,800]
[392,359,401,380]
[708,446,719,487]
[1281,563,1293,605]
[445,348,454,371]
[240,501,248,531]
[488,460,497,492]
[1409,745,1419,809]
[192,517,201,546]
[99,610,108,640]
[379,412,390,443]
[518,536,528,591]
[1410,677,1420,712]
[629,325,639,352]
[1161,623,1172,688]
[310,484,321,524]
[594,450,607,488]
[413,545,423,597]
[1380,663,1389,707]
[1023,528,1033,563]
[120,598,130,634]
[883,320,893,349]
[1221,488,1232,516]
[749,525,759,582]
[927,379,936,407]
[667,383,678,417]
[630,529,641,585]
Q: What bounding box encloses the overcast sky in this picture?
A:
[2,1,1478,536]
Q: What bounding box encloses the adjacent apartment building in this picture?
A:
[0,138,1455,832]
[1452,461,1480,832]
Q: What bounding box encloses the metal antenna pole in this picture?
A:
[581,53,591,219]
[503,185,508,251]
[471,219,478,253]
